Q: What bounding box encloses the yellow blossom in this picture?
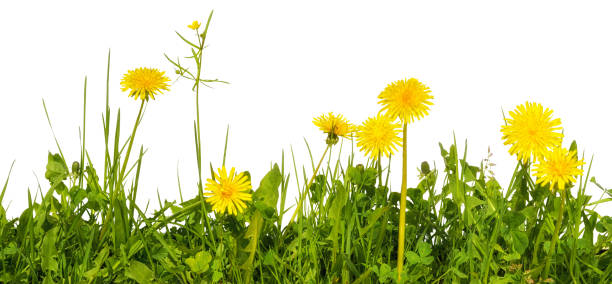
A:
[188,21,201,30]
[204,166,252,215]
[501,102,563,163]
[532,147,584,191]
[356,114,402,160]
[120,67,171,101]
[313,112,354,145]
[378,78,433,123]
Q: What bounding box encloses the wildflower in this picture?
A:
[188,21,201,30]
[533,147,584,191]
[120,67,171,101]
[204,166,252,215]
[501,102,563,163]
[356,114,402,160]
[379,78,434,282]
[378,78,433,123]
[313,112,354,145]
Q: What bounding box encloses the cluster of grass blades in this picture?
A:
[1,11,611,284]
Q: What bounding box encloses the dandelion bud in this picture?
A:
[325,133,339,145]
[420,161,430,175]
[72,161,80,174]
[356,164,364,172]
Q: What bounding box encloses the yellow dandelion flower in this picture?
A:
[120,67,171,101]
[501,102,563,163]
[313,112,354,145]
[188,21,201,30]
[204,166,252,215]
[532,147,584,191]
[378,78,434,123]
[356,114,402,160]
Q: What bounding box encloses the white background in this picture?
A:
[0,1,610,218]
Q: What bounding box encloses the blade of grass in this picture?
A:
[0,160,15,205]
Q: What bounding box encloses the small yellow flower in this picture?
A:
[313,112,354,145]
[501,102,563,163]
[120,67,171,101]
[204,166,252,215]
[356,114,402,160]
[188,21,201,30]
[532,147,584,191]
[378,78,434,123]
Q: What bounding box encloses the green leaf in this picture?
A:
[503,211,525,229]
[359,206,389,237]
[185,251,212,274]
[243,164,282,276]
[45,152,68,184]
[328,181,348,243]
[84,247,109,282]
[263,251,276,266]
[253,164,282,209]
[125,260,155,284]
[421,255,434,265]
[406,251,420,265]
[569,140,578,155]
[417,241,432,257]
[212,271,223,282]
[465,195,485,210]
[41,226,59,273]
[510,230,528,254]
[42,275,56,284]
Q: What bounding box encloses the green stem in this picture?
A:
[193,12,216,248]
[288,144,331,225]
[377,153,383,188]
[397,123,407,282]
[543,189,566,279]
[482,215,501,283]
[99,99,144,242]
[119,100,144,182]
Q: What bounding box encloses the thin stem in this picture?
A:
[397,122,407,282]
[119,100,145,182]
[543,189,566,279]
[288,144,331,225]
[482,215,501,283]
[377,153,382,187]
[192,11,216,248]
[99,99,144,242]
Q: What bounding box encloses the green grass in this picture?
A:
[0,12,611,284]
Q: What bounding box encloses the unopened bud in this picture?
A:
[420,161,430,175]
[72,161,80,174]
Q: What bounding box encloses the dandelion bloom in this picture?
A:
[378,78,433,123]
[501,102,563,163]
[313,112,354,145]
[204,166,252,215]
[356,114,402,160]
[188,21,201,30]
[532,147,584,191]
[120,67,171,101]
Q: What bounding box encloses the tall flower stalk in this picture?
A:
[378,78,433,281]
[99,66,170,241]
[289,112,353,224]
[166,11,228,247]
[533,147,584,278]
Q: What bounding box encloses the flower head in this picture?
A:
[501,102,563,163]
[532,147,584,191]
[313,112,354,145]
[188,21,201,30]
[378,78,433,123]
[120,67,171,101]
[356,114,402,160]
[204,166,252,215]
